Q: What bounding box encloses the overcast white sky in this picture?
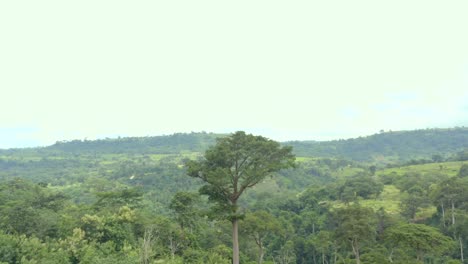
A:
[1,1,467,148]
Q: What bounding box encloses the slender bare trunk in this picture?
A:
[254,234,265,264]
[258,243,264,264]
[416,251,422,262]
[233,219,240,264]
[169,236,176,259]
[460,236,464,263]
[140,228,153,264]
[451,200,455,225]
[441,202,446,227]
[351,240,360,264]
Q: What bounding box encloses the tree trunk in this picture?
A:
[140,228,153,264]
[441,202,446,227]
[258,243,264,264]
[451,200,455,226]
[169,236,176,259]
[416,251,422,262]
[233,218,240,264]
[460,236,464,263]
[254,234,265,264]
[351,240,360,264]
[388,248,394,263]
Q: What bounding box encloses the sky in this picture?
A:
[1,1,467,148]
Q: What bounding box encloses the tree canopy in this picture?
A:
[186,131,295,264]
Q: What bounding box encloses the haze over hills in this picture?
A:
[2,127,467,163]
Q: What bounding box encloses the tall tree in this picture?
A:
[186,131,295,264]
[386,223,454,262]
[243,210,283,264]
[169,191,200,233]
[332,204,376,264]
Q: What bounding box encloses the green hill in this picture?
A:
[285,127,468,163]
[47,132,223,154]
[2,128,467,164]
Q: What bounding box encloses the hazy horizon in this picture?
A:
[1,1,467,148]
[1,126,467,151]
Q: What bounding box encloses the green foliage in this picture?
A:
[286,128,468,163]
[187,131,295,217]
[331,204,377,263]
[458,164,468,177]
[0,232,71,264]
[0,179,67,239]
[338,173,384,200]
[186,131,295,264]
[400,186,431,221]
[169,191,201,231]
[94,188,143,210]
[0,130,467,263]
[48,132,221,155]
[385,223,454,260]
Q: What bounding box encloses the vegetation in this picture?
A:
[286,127,468,163]
[0,129,467,263]
[186,131,295,264]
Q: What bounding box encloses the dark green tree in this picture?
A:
[186,131,295,264]
[242,210,283,264]
[458,164,468,178]
[338,173,383,201]
[169,191,200,233]
[386,223,454,262]
[400,186,430,221]
[332,205,376,264]
[431,177,468,226]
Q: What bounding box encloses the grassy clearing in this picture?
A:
[331,185,401,215]
[330,184,438,220]
[378,161,468,177]
[295,156,318,162]
[362,185,402,214]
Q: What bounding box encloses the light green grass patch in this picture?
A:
[331,185,401,215]
[360,185,401,215]
[295,156,317,162]
[378,161,468,178]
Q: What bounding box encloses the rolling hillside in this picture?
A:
[3,127,466,163]
[286,127,468,162]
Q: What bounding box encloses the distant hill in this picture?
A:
[1,128,467,163]
[45,132,223,154]
[285,127,468,163]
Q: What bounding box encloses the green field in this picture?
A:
[378,161,468,177]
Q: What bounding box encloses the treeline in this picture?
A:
[286,127,468,163]
[49,132,221,154]
[385,150,468,168]
[43,132,220,155]
[2,128,467,163]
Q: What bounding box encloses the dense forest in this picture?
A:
[0,128,467,263]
